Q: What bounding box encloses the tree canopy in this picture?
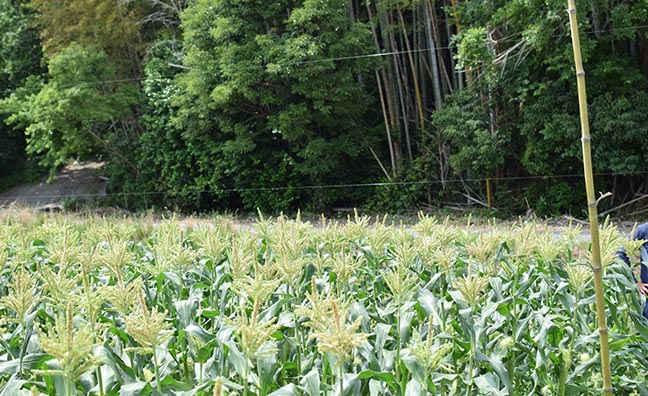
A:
[2,0,648,216]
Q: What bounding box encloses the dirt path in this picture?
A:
[0,161,107,209]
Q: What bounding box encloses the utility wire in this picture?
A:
[3,21,648,96]
[2,171,648,202]
[0,46,456,95]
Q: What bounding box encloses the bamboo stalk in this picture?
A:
[384,1,409,162]
[379,0,406,154]
[365,0,397,129]
[424,0,443,110]
[448,0,472,85]
[432,5,458,95]
[375,71,398,177]
[346,0,355,23]
[486,179,492,210]
[366,0,398,175]
[370,147,393,181]
[442,0,461,91]
[396,2,425,135]
[565,1,613,395]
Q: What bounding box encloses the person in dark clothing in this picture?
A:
[617,222,648,319]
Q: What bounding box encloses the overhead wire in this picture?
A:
[0,46,459,95]
[3,21,648,95]
[2,170,648,202]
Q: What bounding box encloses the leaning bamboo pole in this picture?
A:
[566,1,613,395]
[396,2,425,135]
[375,70,398,177]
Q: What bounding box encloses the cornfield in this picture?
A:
[0,210,647,395]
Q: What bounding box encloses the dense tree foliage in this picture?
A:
[0,0,43,189]
[29,0,145,63]
[2,45,139,178]
[2,0,648,215]
[168,0,379,211]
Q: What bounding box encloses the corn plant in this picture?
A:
[0,210,646,395]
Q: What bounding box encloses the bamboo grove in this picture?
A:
[2,0,648,214]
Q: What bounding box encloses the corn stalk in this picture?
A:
[565,1,613,395]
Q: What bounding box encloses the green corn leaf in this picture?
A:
[333,373,360,396]
[635,382,648,396]
[119,381,152,396]
[404,379,422,396]
[201,309,220,318]
[257,353,277,393]
[368,379,386,396]
[300,368,320,396]
[195,339,218,362]
[158,376,194,392]
[161,271,183,288]
[476,352,512,395]
[357,369,396,385]
[514,314,533,343]
[564,384,581,396]
[184,323,214,344]
[399,310,415,343]
[0,375,27,396]
[223,341,248,378]
[267,383,299,396]
[100,344,136,382]
[416,287,443,326]
[473,372,507,396]
[174,298,200,328]
[400,349,426,385]
[260,298,288,323]
[374,323,392,352]
[0,353,52,375]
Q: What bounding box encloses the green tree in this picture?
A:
[29,0,145,64]
[173,0,380,211]
[0,0,42,87]
[0,0,44,189]
[133,39,209,210]
[1,45,139,179]
[431,89,507,179]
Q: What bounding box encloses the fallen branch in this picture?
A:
[598,193,648,217]
[561,215,589,226]
[369,147,392,182]
[459,192,496,210]
[614,206,648,220]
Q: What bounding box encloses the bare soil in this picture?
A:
[0,161,107,209]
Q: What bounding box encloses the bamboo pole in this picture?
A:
[486,179,492,210]
[396,3,425,135]
[375,70,398,177]
[566,1,613,395]
[365,0,397,130]
[424,0,443,110]
[448,0,472,85]
[366,0,398,176]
